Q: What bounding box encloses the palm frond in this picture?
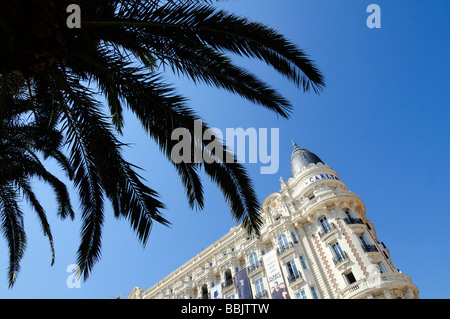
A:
[0,0,325,285]
[44,70,171,279]
[0,184,27,288]
[85,2,325,93]
[17,179,55,266]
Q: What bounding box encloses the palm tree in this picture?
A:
[0,0,325,285]
[0,74,74,287]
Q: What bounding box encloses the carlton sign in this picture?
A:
[306,173,339,185]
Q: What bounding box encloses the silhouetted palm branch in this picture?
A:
[0,74,73,287]
[0,0,324,284]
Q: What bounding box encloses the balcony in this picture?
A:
[343,217,366,233]
[196,267,216,281]
[287,272,303,285]
[221,252,239,264]
[344,217,364,225]
[182,280,193,290]
[255,289,269,299]
[332,251,349,267]
[221,278,235,291]
[361,244,378,253]
[277,242,295,256]
[318,223,339,242]
[338,273,415,299]
[247,260,264,275]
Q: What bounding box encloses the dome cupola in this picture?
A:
[290,141,323,176]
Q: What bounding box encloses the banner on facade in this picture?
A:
[262,249,289,299]
[210,283,223,299]
[235,268,253,299]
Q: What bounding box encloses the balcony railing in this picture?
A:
[287,272,302,284]
[361,244,378,253]
[255,289,269,299]
[332,251,349,266]
[343,217,364,225]
[221,278,235,290]
[318,223,337,239]
[277,242,294,255]
[247,260,263,274]
[338,273,415,299]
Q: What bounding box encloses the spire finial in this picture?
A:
[292,140,299,149]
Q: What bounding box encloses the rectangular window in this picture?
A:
[300,289,307,299]
[286,259,300,281]
[255,277,265,297]
[299,256,308,270]
[296,289,307,299]
[310,286,319,299]
[344,271,357,284]
[291,231,299,243]
[331,242,347,265]
[359,234,378,252]
[331,242,345,259]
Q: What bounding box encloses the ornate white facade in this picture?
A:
[127,143,419,299]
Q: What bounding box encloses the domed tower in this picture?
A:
[259,141,420,299]
[290,141,324,177]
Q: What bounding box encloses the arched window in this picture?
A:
[201,284,209,299]
[278,234,289,250]
[224,269,233,287]
[249,252,258,268]
[344,209,353,219]
[225,269,232,282]
[318,216,331,232]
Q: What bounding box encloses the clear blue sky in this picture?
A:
[1,0,448,298]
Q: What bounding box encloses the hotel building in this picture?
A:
[127,142,419,299]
